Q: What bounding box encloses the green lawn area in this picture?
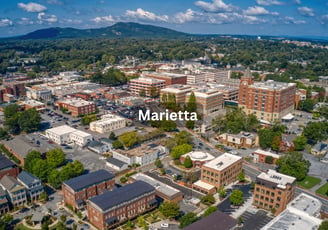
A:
[316,183,328,197]
[296,176,321,189]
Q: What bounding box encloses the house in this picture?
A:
[87,181,157,230]
[219,132,259,149]
[311,142,328,156]
[0,154,19,180]
[106,158,128,171]
[17,171,43,201]
[0,175,27,207]
[0,187,9,215]
[87,141,109,154]
[62,170,115,210]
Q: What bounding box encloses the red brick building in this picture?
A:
[142,72,187,86]
[252,149,280,164]
[75,92,92,101]
[87,181,156,230]
[56,98,96,117]
[62,170,115,210]
[0,155,19,180]
[238,68,296,122]
[129,77,165,97]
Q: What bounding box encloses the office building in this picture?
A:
[129,77,165,97]
[142,71,187,86]
[56,98,96,117]
[160,84,193,104]
[90,114,127,134]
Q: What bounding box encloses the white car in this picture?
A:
[160,223,169,228]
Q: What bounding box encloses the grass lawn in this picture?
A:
[316,183,328,197]
[296,176,321,189]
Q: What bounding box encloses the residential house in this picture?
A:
[17,171,43,201]
[0,175,27,207]
[311,142,328,156]
[0,154,19,180]
[0,187,9,214]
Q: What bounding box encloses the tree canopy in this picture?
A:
[158,201,180,219]
[171,143,192,160]
[276,152,310,181]
[230,190,244,206]
[179,213,198,228]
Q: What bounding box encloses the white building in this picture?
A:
[26,87,52,101]
[90,114,127,134]
[262,193,322,230]
[59,71,81,81]
[45,125,93,147]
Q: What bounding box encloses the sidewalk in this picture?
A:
[230,196,253,218]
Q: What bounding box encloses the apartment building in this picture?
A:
[253,169,296,215]
[238,68,296,122]
[87,181,157,230]
[206,84,239,102]
[187,74,206,84]
[142,71,187,86]
[160,84,193,104]
[129,77,165,97]
[0,175,27,207]
[56,98,96,117]
[90,114,127,134]
[219,132,259,149]
[193,153,243,194]
[17,171,43,201]
[0,187,9,215]
[186,88,224,116]
[0,155,19,180]
[62,170,115,210]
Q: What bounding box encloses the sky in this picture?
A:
[1,0,328,38]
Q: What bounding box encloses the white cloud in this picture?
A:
[255,0,284,6]
[173,9,198,23]
[124,8,169,22]
[0,19,13,27]
[243,6,269,15]
[61,19,82,24]
[18,2,47,13]
[37,12,58,24]
[46,0,63,5]
[91,15,115,23]
[17,17,34,25]
[294,0,301,4]
[194,0,236,12]
[282,16,306,24]
[319,14,328,24]
[298,7,314,17]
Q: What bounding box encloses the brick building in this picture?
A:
[129,77,165,97]
[55,98,96,117]
[87,181,156,230]
[238,68,296,122]
[252,149,280,164]
[253,169,296,215]
[142,72,187,86]
[62,170,115,210]
[193,153,243,194]
[2,81,26,98]
[0,155,19,180]
[219,132,259,149]
[160,84,193,104]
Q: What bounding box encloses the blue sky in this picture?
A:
[1,0,328,37]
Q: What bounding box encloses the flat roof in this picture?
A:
[257,169,296,189]
[250,80,296,91]
[143,71,186,78]
[46,125,76,136]
[131,173,181,197]
[254,149,280,159]
[193,180,216,191]
[203,153,242,171]
[58,98,94,107]
[130,77,165,84]
[182,151,215,162]
[71,130,92,138]
[288,193,321,216]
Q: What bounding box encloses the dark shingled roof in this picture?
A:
[183,211,237,230]
[63,169,114,192]
[0,154,15,170]
[106,157,127,168]
[17,171,40,187]
[89,181,154,211]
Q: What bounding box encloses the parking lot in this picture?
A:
[240,210,273,230]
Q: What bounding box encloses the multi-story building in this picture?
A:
[129,77,165,97]
[160,84,193,104]
[193,153,243,194]
[252,149,280,164]
[0,155,19,180]
[17,171,43,201]
[45,125,93,147]
[238,68,296,122]
[186,74,206,84]
[142,71,187,86]
[26,86,52,101]
[0,175,27,207]
[253,169,296,215]
[207,84,239,102]
[186,88,224,116]
[0,187,9,215]
[180,151,215,168]
[218,132,259,149]
[62,170,115,210]
[90,114,127,134]
[2,81,26,98]
[87,181,157,230]
[56,98,96,117]
[19,99,46,111]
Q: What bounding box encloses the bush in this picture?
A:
[120,177,127,183]
[201,194,215,205]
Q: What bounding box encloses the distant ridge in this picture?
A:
[15,22,188,40]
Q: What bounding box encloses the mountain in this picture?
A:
[16,22,188,40]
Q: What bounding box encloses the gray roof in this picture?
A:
[313,142,328,152]
[0,186,6,196]
[64,169,114,192]
[88,140,105,148]
[184,211,237,230]
[17,171,40,187]
[88,181,154,212]
[0,175,23,191]
[0,154,15,170]
[106,157,127,168]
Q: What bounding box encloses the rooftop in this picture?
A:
[160,84,193,93]
[71,130,92,138]
[257,169,296,189]
[0,154,15,170]
[46,125,76,136]
[288,193,321,216]
[182,151,215,162]
[106,157,127,168]
[142,71,186,79]
[17,171,40,186]
[64,169,114,192]
[90,114,126,127]
[88,181,155,212]
[131,173,181,198]
[22,100,45,107]
[0,175,23,191]
[254,149,280,159]
[250,80,296,91]
[58,98,95,107]
[115,142,165,157]
[193,180,216,191]
[130,77,165,84]
[203,153,242,171]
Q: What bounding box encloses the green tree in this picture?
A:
[4,104,20,134]
[212,114,225,133]
[293,136,307,151]
[303,122,328,144]
[24,150,42,172]
[112,140,123,149]
[238,170,245,183]
[158,201,180,219]
[179,212,198,228]
[171,144,192,160]
[186,92,197,113]
[47,169,61,189]
[154,158,163,168]
[265,156,274,164]
[174,131,192,145]
[276,152,310,181]
[299,99,315,112]
[183,156,193,168]
[218,187,227,198]
[0,128,9,140]
[202,206,218,217]
[0,219,5,230]
[160,120,177,131]
[31,159,50,181]
[318,106,328,120]
[46,148,66,168]
[271,135,281,151]
[186,120,195,130]
[318,220,328,230]
[118,131,140,149]
[137,216,147,229]
[230,190,244,206]
[201,194,215,205]
[18,108,41,133]
[109,132,116,140]
[40,191,49,201]
[2,214,13,223]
